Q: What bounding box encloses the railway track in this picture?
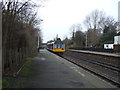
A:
[57,50,120,88]
[65,51,120,72]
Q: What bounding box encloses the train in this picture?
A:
[47,38,65,54]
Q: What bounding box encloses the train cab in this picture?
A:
[47,38,65,53]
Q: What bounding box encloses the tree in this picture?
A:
[68,24,85,48]
[2,0,43,74]
[84,9,105,30]
[99,16,117,46]
[100,24,117,44]
[86,28,101,47]
[69,24,76,41]
[83,10,105,47]
[83,9,117,48]
[63,37,73,49]
[73,24,85,48]
[74,30,85,48]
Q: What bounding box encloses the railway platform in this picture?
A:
[68,49,120,57]
[20,49,117,88]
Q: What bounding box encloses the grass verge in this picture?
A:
[19,58,33,77]
[2,57,33,88]
[2,77,12,88]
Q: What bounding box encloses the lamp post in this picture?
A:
[37,19,43,52]
[85,31,88,48]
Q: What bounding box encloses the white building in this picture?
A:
[113,1,120,52]
[115,1,120,45]
[118,1,120,21]
[118,1,120,31]
[114,35,120,45]
[104,44,114,49]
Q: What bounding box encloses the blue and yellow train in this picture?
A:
[47,38,65,54]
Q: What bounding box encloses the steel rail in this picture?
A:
[64,52,120,72]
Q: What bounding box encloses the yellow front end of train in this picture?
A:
[53,44,65,52]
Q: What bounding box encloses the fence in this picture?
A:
[2,47,37,75]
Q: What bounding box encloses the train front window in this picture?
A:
[54,44,60,48]
[54,44,64,48]
[57,45,60,48]
[54,44,57,48]
[61,45,64,48]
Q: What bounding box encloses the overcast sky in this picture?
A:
[37,0,119,43]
